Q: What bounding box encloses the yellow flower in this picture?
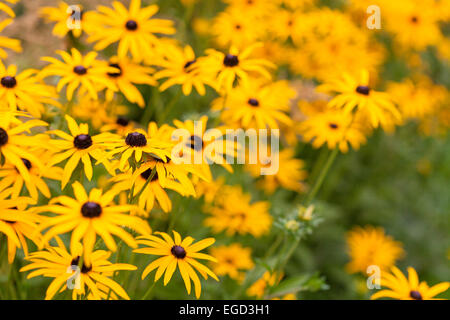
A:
[38,181,151,264]
[318,70,401,129]
[0,0,15,17]
[209,243,254,281]
[246,148,307,194]
[85,0,175,62]
[153,44,215,96]
[247,271,283,298]
[346,226,404,274]
[0,118,51,183]
[223,0,276,17]
[104,122,172,171]
[0,18,22,59]
[0,150,63,200]
[0,60,58,117]
[48,115,118,189]
[297,105,367,153]
[0,191,40,263]
[204,185,272,237]
[371,266,449,300]
[197,43,275,92]
[40,48,118,101]
[211,7,265,49]
[134,231,219,299]
[21,241,136,300]
[39,2,87,38]
[103,56,157,107]
[214,79,295,130]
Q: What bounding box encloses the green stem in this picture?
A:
[159,90,182,124]
[141,281,156,300]
[305,147,339,206]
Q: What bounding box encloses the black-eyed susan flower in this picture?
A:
[103,56,157,107]
[0,151,63,200]
[103,122,172,171]
[346,226,404,274]
[245,148,307,194]
[134,231,218,299]
[0,191,41,263]
[0,118,50,183]
[204,185,272,237]
[38,181,151,264]
[318,70,401,129]
[85,0,175,62]
[247,271,283,298]
[0,0,16,17]
[214,79,295,130]
[0,18,22,59]
[20,241,137,300]
[40,48,118,101]
[209,243,254,281]
[371,266,449,300]
[197,43,275,92]
[173,116,235,181]
[153,43,215,96]
[39,2,87,38]
[0,61,58,117]
[224,0,276,17]
[48,115,118,189]
[297,106,367,153]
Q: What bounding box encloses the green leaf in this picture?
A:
[267,273,329,299]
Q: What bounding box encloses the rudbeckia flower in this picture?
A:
[103,56,157,107]
[21,241,137,300]
[85,0,175,62]
[197,43,275,92]
[134,231,218,299]
[0,61,58,117]
[204,185,272,237]
[153,44,215,96]
[103,122,172,171]
[0,118,50,183]
[0,191,41,263]
[318,70,402,129]
[247,271,283,298]
[346,226,404,274]
[0,150,63,200]
[0,19,22,59]
[209,243,254,281]
[371,266,450,300]
[0,0,17,17]
[297,107,367,153]
[47,115,119,189]
[38,181,151,264]
[40,2,87,38]
[40,48,118,100]
[214,79,295,130]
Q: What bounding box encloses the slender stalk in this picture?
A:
[159,90,182,124]
[305,147,339,206]
[141,281,156,300]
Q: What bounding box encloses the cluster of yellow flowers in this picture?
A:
[0,0,448,300]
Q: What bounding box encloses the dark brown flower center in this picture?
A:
[125,132,147,147]
[125,20,138,31]
[0,127,8,146]
[329,123,339,129]
[411,16,419,24]
[140,168,158,181]
[171,245,186,259]
[1,76,17,88]
[186,135,203,151]
[183,60,196,72]
[116,117,129,126]
[248,98,259,107]
[73,65,87,75]
[73,134,93,149]
[107,63,122,78]
[356,85,370,95]
[223,54,239,67]
[409,290,422,300]
[70,256,92,273]
[81,201,102,218]
[22,158,32,170]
